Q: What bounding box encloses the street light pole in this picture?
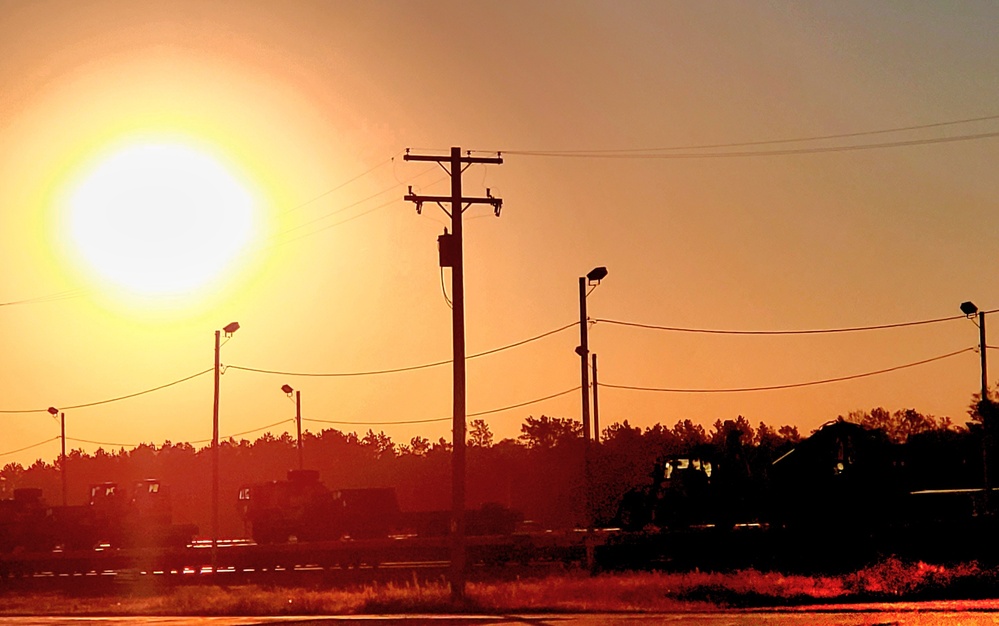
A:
[212,321,239,573]
[211,329,221,571]
[282,385,304,470]
[961,302,990,512]
[577,267,607,541]
[47,407,66,506]
[578,276,591,443]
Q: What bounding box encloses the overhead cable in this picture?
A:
[602,347,974,394]
[302,385,580,426]
[504,131,999,159]
[593,311,997,336]
[0,369,213,414]
[495,113,999,155]
[0,289,89,308]
[0,437,59,458]
[190,419,295,445]
[228,322,576,377]
[66,437,138,448]
[281,154,398,215]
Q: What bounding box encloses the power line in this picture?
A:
[466,386,580,418]
[190,419,295,445]
[0,437,59,458]
[0,369,213,414]
[281,154,397,216]
[259,173,450,252]
[505,130,999,159]
[593,311,997,336]
[227,322,576,377]
[0,323,573,416]
[602,347,974,394]
[302,385,580,426]
[0,289,89,308]
[65,437,137,448]
[3,420,299,457]
[496,113,999,155]
[274,167,436,238]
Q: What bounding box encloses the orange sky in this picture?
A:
[2,1,999,468]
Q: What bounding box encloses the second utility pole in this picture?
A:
[404,147,502,602]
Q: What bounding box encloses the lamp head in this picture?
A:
[586,266,608,285]
[960,301,979,317]
[47,407,59,416]
[281,384,294,395]
[222,321,240,336]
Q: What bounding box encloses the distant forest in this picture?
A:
[0,404,977,538]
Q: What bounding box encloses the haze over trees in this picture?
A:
[0,406,970,537]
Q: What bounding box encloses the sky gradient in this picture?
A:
[2,1,999,470]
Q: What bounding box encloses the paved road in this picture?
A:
[5,609,999,626]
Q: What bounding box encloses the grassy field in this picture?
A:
[1,559,996,616]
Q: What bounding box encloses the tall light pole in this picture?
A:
[47,407,66,506]
[962,301,990,511]
[961,302,989,402]
[212,321,239,572]
[578,267,607,537]
[281,384,304,470]
[578,267,608,444]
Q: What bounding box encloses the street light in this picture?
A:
[281,384,304,470]
[960,301,989,405]
[212,321,239,572]
[578,266,608,442]
[962,301,991,511]
[47,407,67,506]
[577,266,607,570]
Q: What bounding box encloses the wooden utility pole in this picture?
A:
[295,390,303,471]
[980,311,988,405]
[980,311,991,511]
[404,147,502,601]
[60,412,67,507]
[578,278,592,443]
[212,329,221,572]
[592,353,600,443]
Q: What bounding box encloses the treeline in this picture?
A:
[0,407,968,537]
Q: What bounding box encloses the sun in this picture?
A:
[67,143,255,295]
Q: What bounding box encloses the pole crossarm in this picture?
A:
[404,192,502,216]
[404,193,500,206]
[404,150,503,166]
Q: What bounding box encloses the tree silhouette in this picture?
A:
[468,419,493,448]
[518,415,581,449]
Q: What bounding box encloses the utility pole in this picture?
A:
[980,311,991,511]
[295,390,303,471]
[592,353,600,444]
[980,311,988,404]
[46,407,67,506]
[578,277,592,443]
[404,147,502,602]
[60,412,67,507]
[212,329,221,572]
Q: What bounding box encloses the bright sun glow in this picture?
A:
[68,143,254,295]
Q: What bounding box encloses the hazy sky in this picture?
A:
[3,1,999,469]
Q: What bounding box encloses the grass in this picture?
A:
[1,559,997,616]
